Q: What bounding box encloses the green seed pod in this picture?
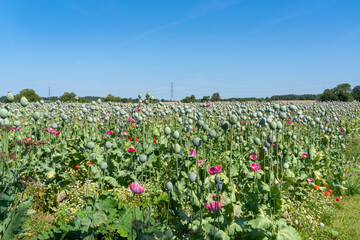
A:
[33,112,40,121]
[280,105,286,112]
[100,162,108,170]
[264,140,271,148]
[87,141,95,150]
[14,120,21,127]
[189,172,196,183]
[270,122,277,130]
[105,141,112,149]
[283,163,289,169]
[43,112,49,118]
[260,118,267,126]
[209,130,217,138]
[87,117,93,123]
[166,182,173,191]
[276,121,283,129]
[174,143,181,154]
[279,112,287,119]
[193,137,202,147]
[229,115,238,124]
[51,123,57,129]
[20,96,29,107]
[202,124,209,131]
[0,109,9,119]
[221,121,229,130]
[164,126,171,135]
[136,154,146,164]
[254,137,261,145]
[215,175,221,183]
[6,92,14,102]
[292,135,297,140]
[172,131,180,140]
[215,181,223,191]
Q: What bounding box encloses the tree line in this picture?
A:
[1,83,359,103]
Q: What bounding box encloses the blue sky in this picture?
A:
[0,0,359,100]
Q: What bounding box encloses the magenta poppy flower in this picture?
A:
[204,201,221,212]
[129,183,144,194]
[196,160,204,166]
[126,116,133,122]
[306,177,313,184]
[250,163,261,171]
[189,149,196,158]
[205,104,211,107]
[241,121,247,125]
[208,165,222,175]
[74,138,78,142]
[272,143,276,148]
[301,153,309,158]
[55,130,61,135]
[340,129,345,133]
[250,154,259,161]
[127,148,135,153]
[106,130,113,135]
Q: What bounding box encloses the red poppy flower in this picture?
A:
[136,138,139,142]
[314,185,319,189]
[127,148,135,153]
[336,198,340,202]
[327,189,333,193]
[128,137,132,141]
[75,165,80,170]
[325,192,330,196]
[153,138,156,143]
[131,125,135,128]
[87,162,92,165]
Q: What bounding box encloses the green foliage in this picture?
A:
[319,83,355,102]
[211,92,221,102]
[352,85,360,101]
[14,89,42,102]
[1,197,33,240]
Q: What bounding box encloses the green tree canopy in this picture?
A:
[351,85,360,101]
[14,89,42,102]
[211,92,220,102]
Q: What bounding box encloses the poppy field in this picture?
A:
[1,92,359,240]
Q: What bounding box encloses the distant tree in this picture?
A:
[181,95,196,103]
[334,83,354,102]
[60,92,77,102]
[211,92,220,102]
[351,85,360,101]
[102,94,122,102]
[201,96,210,102]
[14,89,42,102]
[319,89,338,101]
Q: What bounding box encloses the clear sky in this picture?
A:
[0,0,359,100]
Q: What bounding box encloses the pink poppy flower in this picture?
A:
[204,201,221,212]
[196,160,204,166]
[205,104,211,107]
[74,138,78,142]
[106,130,113,135]
[250,154,259,161]
[55,130,60,135]
[208,165,222,175]
[129,183,144,194]
[241,121,247,125]
[189,149,197,158]
[250,163,261,171]
[340,129,345,133]
[272,143,276,148]
[301,153,309,158]
[306,177,313,184]
[126,116,132,122]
